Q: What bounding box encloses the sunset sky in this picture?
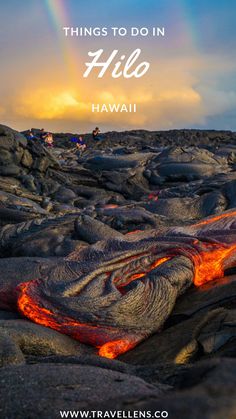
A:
[0,0,236,133]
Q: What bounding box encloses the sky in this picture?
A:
[0,0,236,133]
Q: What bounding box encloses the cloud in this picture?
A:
[6,52,236,132]
[137,86,204,129]
[13,87,153,126]
[11,81,236,131]
[0,106,6,116]
[199,87,236,117]
[11,84,203,130]
[15,90,89,120]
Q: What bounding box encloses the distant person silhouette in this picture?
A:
[92,127,103,141]
[40,128,47,140]
[26,130,36,140]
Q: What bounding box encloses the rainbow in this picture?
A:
[177,1,200,50]
[44,0,79,84]
[44,0,70,30]
[43,0,200,82]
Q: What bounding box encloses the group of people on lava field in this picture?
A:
[26,128,54,148]
[25,126,104,154]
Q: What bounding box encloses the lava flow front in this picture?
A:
[16,211,236,359]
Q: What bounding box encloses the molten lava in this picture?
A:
[99,339,138,359]
[14,210,236,359]
[18,281,145,359]
[116,256,171,292]
[194,210,236,227]
[103,204,118,209]
[192,242,236,286]
[125,230,142,235]
[17,255,171,358]
[17,281,115,347]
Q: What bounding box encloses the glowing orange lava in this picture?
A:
[99,339,138,359]
[17,256,171,359]
[103,204,118,209]
[18,281,142,359]
[116,256,171,292]
[194,211,236,227]
[16,210,236,360]
[192,243,236,286]
[17,281,114,347]
[151,257,170,269]
[125,230,142,235]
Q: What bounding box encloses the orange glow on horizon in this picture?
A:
[8,54,214,132]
